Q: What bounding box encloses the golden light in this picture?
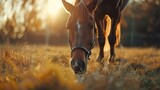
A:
[46,0,75,17]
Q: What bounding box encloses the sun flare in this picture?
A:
[46,0,75,17]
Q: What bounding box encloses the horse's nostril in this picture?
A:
[73,66,83,74]
[71,59,86,74]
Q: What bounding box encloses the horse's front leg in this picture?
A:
[108,10,121,63]
[95,17,106,62]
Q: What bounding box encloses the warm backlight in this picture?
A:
[46,0,75,17]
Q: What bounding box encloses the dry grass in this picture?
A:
[0,44,160,90]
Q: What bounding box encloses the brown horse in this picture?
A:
[62,0,128,74]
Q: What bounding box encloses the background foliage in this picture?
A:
[0,0,159,47]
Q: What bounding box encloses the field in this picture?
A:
[0,44,160,90]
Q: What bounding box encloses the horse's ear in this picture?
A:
[62,0,75,13]
[87,0,97,12]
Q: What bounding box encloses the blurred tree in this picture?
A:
[122,0,160,47]
[0,0,159,47]
[0,0,46,43]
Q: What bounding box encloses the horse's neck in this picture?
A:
[97,0,104,6]
[99,0,103,3]
[97,0,127,10]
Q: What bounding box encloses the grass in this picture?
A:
[0,44,160,90]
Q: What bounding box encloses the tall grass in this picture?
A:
[0,44,159,90]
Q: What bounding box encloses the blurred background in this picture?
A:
[0,0,159,47]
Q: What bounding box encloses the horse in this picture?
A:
[62,0,129,74]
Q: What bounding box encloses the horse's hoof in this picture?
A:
[96,55,104,63]
[71,59,87,74]
[108,55,116,63]
[96,58,101,63]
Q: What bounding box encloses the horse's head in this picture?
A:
[62,0,97,74]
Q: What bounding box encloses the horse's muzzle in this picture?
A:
[71,59,87,74]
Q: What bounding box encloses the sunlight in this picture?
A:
[46,0,75,17]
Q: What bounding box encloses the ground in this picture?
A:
[0,44,160,90]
